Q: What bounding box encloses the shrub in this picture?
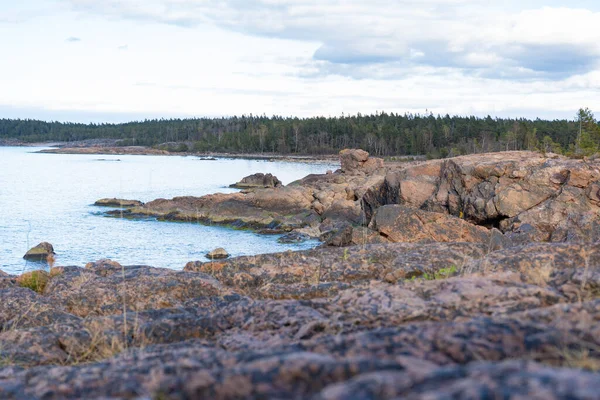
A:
[17,270,50,293]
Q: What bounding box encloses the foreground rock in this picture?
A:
[94,198,144,207]
[0,240,598,398]
[230,172,282,189]
[23,242,55,261]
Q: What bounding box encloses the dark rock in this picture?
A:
[23,242,55,261]
[206,248,230,260]
[94,198,144,207]
[0,240,598,398]
[277,232,311,244]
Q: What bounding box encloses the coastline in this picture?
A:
[34,145,340,163]
[1,149,600,398]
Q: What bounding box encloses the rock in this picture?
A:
[16,270,50,293]
[369,205,496,244]
[112,186,317,233]
[323,223,354,247]
[45,264,226,317]
[363,151,600,243]
[85,259,124,276]
[0,240,598,398]
[23,242,55,261]
[277,232,311,244]
[318,360,600,400]
[186,242,489,297]
[230,173,282,189]
[339,149,384,174]
[94,198,144,207]
[206,248,230,260]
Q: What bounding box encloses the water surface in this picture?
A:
[0,147,336,274]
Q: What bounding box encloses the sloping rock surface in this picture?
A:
[0,241,599,398]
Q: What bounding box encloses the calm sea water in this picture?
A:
[0,147,337,274]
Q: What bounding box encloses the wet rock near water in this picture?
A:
[94,198,144,207]
[23,242,55,261]
[277,231,311,244]
[206,248,230,260]
[230,172,283,189]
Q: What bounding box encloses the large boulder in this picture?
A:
[339,149,384,174]
[363,151,600,243]
[23,242,55,261]
[230,173,282,189]
[206,248,230,260]
[369,204,508,248]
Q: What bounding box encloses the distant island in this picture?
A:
[2,108,599,158]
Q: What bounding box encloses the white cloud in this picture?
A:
[62,0,600,79]
[0,0,599,121]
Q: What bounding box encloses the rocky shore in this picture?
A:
[1,149,599,398]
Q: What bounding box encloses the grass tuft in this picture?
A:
[16,270,50,293]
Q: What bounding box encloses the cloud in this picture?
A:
[65,36,81,42]
[118,44,129,50]
[61,1,600,81]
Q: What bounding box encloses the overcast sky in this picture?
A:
[1,0,599,122]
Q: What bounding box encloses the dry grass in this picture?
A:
[62,312,150,366]
[16,270,50,293]
[561,348,600,372]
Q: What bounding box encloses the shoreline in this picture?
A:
[34,145,341,163]
[1,149,599,398]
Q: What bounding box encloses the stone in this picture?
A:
[230,173,282,189]
[0,241,598,398]
[363,151,600,243]
[277,232,311,244]
[206,248,230,260]
[94,198,144,207]
[339,149,384,174]
[369,205,494,244]
[23,242,55,261]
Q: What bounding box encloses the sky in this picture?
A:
[1,0,599,123]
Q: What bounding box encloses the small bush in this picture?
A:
[17,270,50,293]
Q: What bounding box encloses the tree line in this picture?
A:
[1,109,599,158]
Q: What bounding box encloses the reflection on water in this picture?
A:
[0,147,337,274]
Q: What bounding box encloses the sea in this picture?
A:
[0,146,336,274]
